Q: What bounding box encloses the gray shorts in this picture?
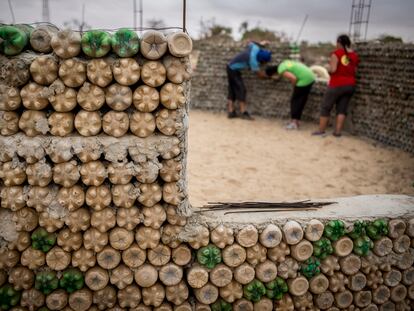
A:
[321,85,355,117]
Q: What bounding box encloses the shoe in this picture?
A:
[333,132,342,137]
[312,131,326,137]
[285,122,298,130]
[240,111,254,120]
[227,111,237,119]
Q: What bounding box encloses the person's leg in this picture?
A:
[334,114,346,135]
[289,85,312,128]
[334,86,355,135]
[226,67,237,118]
[239,101,254,120]
[239,101,246,113]
[296,83,313,123]
[237,75,247,113]
[227,99,235,115]
[289,87,301,127]
[236,74,254,120]
[318,116,329,132]
[313,87,337,135]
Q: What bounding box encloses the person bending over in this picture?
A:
[227,42,271,120]
[313,34,359,137]
[266,60,315,129]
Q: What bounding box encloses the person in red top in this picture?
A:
[313,34,359,137]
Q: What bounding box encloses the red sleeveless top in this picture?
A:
[329,48,359,87]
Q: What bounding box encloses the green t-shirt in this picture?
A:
[278,60,315,87]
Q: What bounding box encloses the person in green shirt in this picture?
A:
[266,60,315,129]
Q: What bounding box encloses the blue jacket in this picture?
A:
[228,42,260,72]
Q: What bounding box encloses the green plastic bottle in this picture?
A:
[0,25,28,56]
[349,220,367,239]
[324,220,346,241]
[197,244,222,269]
[313,237,334,259]
[31,227,56,252]
[81,30,112,58]
[211,299,232,311]
[59,268,84,293]
[243,279,266,302]
[353,235,374,256]
[35,271,59,295]
[301,257,321,279]
[367,219,389,240]
[111,28,139,58]
[265,277,288,300]
[0,284,21,310]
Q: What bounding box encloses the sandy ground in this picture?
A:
[187,110,414,207]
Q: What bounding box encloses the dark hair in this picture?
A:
[265,65,278,76]
[337,34,351,55]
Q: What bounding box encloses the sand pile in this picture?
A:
[187,110,414,207]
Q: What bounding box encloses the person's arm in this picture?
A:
[249,44,260,73]
[249,45,268,78]
[328,53,338,74]
[282,71,297,85]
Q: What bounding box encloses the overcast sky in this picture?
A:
[1,0,413,43]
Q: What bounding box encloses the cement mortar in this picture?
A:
[190,195,414,230]
[0,133,182,163]
[0,209,18,244]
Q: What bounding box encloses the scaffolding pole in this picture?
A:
[349,0,372,42]
[133,0,143,30]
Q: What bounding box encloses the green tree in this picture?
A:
[210,25,232,36]
[376,34,403,43]
[239,21,249,35]
[239,22,287,43]
[199,18,232,39]
[63,18,91,32]
[147,18,166,29]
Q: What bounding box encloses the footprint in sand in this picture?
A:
[225,178,242,186]
[245,167,258,173]
[339,167,349,173]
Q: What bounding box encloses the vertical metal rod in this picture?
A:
[183,0,187,32]
[349,0,355,36]
[139,0,143,31]
[133,0,137,29]
[42,0,50,22]
[295,14,308,44]
[80,3,85,33]
[357,0,364,40]
[8,0,15,23]
[364,0,372,41]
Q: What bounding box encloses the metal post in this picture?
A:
[133,0,136,29]
[7,0,15,23]
[364,0,372,40]
[42,0,50,23]
[349,0,355,36]
[356,0,364,40]
[183,0,186,32]
[80,3,85,33]
[295,14,308,44]
[139,0,143,31]
[133,0,142,31]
